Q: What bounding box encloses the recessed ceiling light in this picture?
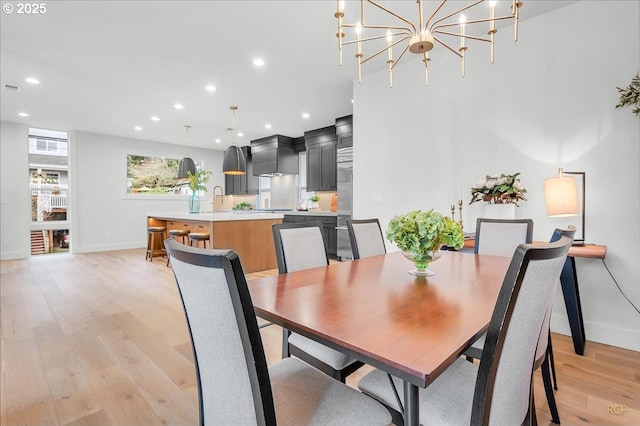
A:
[151,116,160,121]
[302,112,310,119]
[173,104,184,110]
[205,85,216,92]
[18,112,29,117]
[265,124,272,129]
[215,138,222,143]
[252,58,265,67]
[134,126,142,131]
[351,99,355,103]
[237,132,244,137]
[25,78,40,84]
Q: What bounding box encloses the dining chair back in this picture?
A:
[358,236,573,425]
[474,236,572,424]
[475,218,534,257]
[165,239,274,424]
[272,221,328,273]
[272,221,364,382]
[538,226,576,423]
[165,239,392,425]
[347,218,387,259]
[463,226,575,424]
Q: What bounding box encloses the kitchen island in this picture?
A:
[147,211,284,273]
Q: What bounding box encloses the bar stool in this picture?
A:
[146,226,167,261]
[168,228,190,244]
[166,229,190,266]
[189,232,210,248]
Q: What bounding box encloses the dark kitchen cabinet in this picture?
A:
[250,135,298,176]
[305,126,337,192]
[324,219,337,257]
[335,115,353,148]
[283,214,338,258]
[225,146,258,195]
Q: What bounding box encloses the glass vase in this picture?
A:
[188,193,200,214]
[402,250,442,276]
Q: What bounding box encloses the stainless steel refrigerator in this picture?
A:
[336,146,353,260]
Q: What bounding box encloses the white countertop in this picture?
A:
[148,211,285,221]
[283,210,337,217]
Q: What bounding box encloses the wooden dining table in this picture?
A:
[247,250,512,426]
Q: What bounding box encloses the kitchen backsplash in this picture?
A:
[315,192,337,211]
[222,189,337,212]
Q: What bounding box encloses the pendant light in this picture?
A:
[222,106,246,175]
[177,125,196,180]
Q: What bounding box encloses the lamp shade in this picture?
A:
[223,145,246,175]
[177,157,197,179]
[544,176,578,217]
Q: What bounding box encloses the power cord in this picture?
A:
[602,259,640,314]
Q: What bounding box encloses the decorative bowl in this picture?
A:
[402,250,442,276]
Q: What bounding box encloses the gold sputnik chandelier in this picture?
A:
[335,0,523,86]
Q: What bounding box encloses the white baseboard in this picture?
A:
[551,314,640,352]
[73,241,145,253]
[0,249,31,260]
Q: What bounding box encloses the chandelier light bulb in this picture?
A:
[459,14,466,26]
[489,1,497,7]
[386,29,392,43]
[355,21,362,35]
[339,0,345,12]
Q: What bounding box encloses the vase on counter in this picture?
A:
[188,193,200,214]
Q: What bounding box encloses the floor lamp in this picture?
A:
[543,168,586,245]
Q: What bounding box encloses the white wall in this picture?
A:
[353,1,640,351]
[0,125,224,257]
[0,122,31,259]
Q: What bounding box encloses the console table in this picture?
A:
[463,239,607,355]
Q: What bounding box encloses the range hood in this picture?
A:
[250,135,299,176]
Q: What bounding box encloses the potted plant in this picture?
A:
[470,173,527,206]
[386,209,464,276]
[308,194,321,210]
[233,201,253,211]
[616,73,640,117]
[186,169,211,213]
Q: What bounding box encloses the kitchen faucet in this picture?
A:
[212,185,224,212]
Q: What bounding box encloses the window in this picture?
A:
[29,128,69,224]
[28,127,71,255]
[126,154,203,195]
[28,128,68,157]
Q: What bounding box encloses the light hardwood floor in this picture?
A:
[1,249,638,425]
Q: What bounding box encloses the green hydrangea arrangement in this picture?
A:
[386,210,464,270]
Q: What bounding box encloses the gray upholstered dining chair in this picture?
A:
[463,226,576,424]
[347,218,387,259]
[272,221,364,382]
[164,239,392,426]
[357,235,573,425]
[474,218,534,257]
